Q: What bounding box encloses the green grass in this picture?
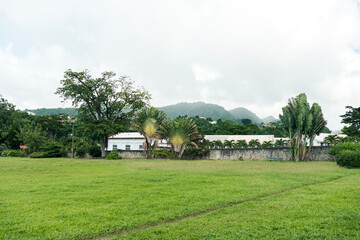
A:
[0,158,359,240]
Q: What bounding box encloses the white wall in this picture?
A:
[108,138,144,151]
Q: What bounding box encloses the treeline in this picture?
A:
[189,116,288,137]
[0,95,118,158]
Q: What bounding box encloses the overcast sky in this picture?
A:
[1,0,360,131]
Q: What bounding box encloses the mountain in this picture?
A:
[25,108,78,117]
[262,116,278,124]
[159,102,233,120]
[228,107,262,124]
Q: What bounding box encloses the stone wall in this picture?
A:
[110,146,333,161]
[209,146,333,161]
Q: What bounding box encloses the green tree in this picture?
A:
[248,139,261,148]
[56,69,150,157]
[20,122,47,152]
[213,140,223,149]
[224,140,234,148]
[159,117,201,159]
[0,95,16,147]
[324,135,339,146]
[235,140,248,148]
[274,139,287,147]
[131,107,167,158]
[261,141,273,148]
[341,106,360,137]
[279,93,327,161]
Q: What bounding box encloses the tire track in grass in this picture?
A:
[91,174,352,240]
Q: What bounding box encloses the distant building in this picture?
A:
[313,133,347,146]
[204,135,288,144]
[107,132,168,151]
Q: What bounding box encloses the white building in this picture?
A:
[204,135,287,144]
[108,132,144,151]
[313,133,347,146]
[107,132,168,151]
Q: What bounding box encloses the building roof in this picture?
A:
[204,135,275,143]
[314,133,347,144]
[109,132,144,139]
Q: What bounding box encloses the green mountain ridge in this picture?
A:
[158,102,233,120]
[159,102,278,124]
[25,108,78,117]
[25,102,279,124]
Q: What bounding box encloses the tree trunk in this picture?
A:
[100,135,107,158]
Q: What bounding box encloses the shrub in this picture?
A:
[87,144,102,158]
[1,149,27,157]
[40,142,63,158]
[153,149,172,159]
[29,152,48,158]
[329,142,360,156]
[335,150,360,168]
[183,147,210,159]
[106,151,122,160]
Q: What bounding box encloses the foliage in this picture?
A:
[261,141,273,148]
[248,139,261,148]
[213,140,224,149]
[335,150,360,168]
[152,149,172,159]
[159,117,201,159]
[19,122,48,153]
[224,140,234,148]
[183,146,210,159]
[56,69,150,157]
[87,144,102,158]
[340,106,360,137]
[131,107,167,158]
[29,152,48,158]
[328,142,360,156]
[40,142,64,158]
[25,108,78,117]
[235,140,248,148]
[274,139,287,147]
[1,149,27,157]
[279,93,327,161]
[190,116,286,137]
[183,137,211,159]
[34,114,67,141]
[106,151,122,160]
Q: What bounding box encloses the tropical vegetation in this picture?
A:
[279,93,327,161]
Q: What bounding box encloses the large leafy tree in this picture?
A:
[131,107,167,158]
[56,69,150,157]
[279,93,327,161]
[341,106,360,137]
[159,117,201,159]
[0,95,15,147]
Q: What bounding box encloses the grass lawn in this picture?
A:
[0,157,359,239]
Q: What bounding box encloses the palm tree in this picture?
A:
[224,140,234,149]
[248,139,261,148]
[274,139,286,147]
[213,140,224,149]
[280,93,327,161]
[159,117,201,159]
[131,107,167,158]
[261,141,273,148]
[235,140,248,148]
[323,135,338,146]
[307,103,327,158]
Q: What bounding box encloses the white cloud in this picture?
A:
[0,0,360,131]
[192,65,221,83]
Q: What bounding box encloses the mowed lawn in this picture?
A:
[0,158,359,240]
